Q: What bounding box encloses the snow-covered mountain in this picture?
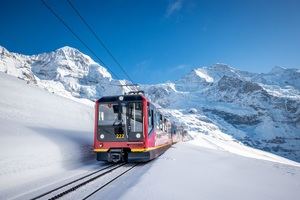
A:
[1,45,299,162]
[144,64,300,162]
[0,45,132,101]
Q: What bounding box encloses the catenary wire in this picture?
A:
[41,0,140,93]
[66,0,135,84]
[40,0,120,80]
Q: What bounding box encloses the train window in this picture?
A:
[159,114,163,131]
[128,102,143,132]
[99,103,126,126]
[148,108,154,134]
[155,112,160,129]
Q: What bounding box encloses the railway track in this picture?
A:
[30,163,138,200]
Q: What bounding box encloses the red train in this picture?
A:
[93,91,184,162]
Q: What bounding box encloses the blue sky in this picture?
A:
[0,0,300,84]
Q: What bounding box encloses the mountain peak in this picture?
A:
[0,45,10,55]
[56,46,79,52]
[270,66,286,73]
[53,46,84,58]
[212,63,232,70]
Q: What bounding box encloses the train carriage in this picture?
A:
[94,91,173,162]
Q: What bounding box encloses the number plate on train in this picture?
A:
[116,134,125,138]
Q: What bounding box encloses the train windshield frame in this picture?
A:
[98,101,143,139]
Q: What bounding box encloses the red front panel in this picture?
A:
[94,97,147,151]
[93,96,173,152]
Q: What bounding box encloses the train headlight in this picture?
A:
[136,133,141,139]
[119,96,124,101]
[100,134,105,139]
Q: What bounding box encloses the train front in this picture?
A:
[93,94,147,162]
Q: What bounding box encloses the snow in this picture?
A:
[194,68,214,82]
[0,72,300,200]
[88,143,300,200]
[0,72,95,199]
[163,109,300,166]
[253,66,300,90]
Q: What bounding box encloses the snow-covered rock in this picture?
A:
[252,66,300,90]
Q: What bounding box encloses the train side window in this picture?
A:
[159,115,163,131]
[156,112,160,130]
[148,108,154,134]
[164,118,167,133]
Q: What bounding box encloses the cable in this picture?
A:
[66,0,135,84]
[40,0,120,80]
[41,0,140,93]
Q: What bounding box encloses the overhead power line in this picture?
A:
[66,0,135,83]
[41,0,139,93]
[40,0,120,80]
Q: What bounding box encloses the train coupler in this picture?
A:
[108,149,126,163]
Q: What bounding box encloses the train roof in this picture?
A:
[97,94,146,103]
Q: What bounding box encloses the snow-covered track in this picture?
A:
[30,163,135,200]
[81,163,138,199]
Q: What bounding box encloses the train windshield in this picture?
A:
[98,103,126,126]
[98,102,143,136]
[98,101,144,141]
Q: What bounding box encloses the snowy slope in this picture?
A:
[0,72,96,199]
[95,143,300,200]
[1,46,300,162]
